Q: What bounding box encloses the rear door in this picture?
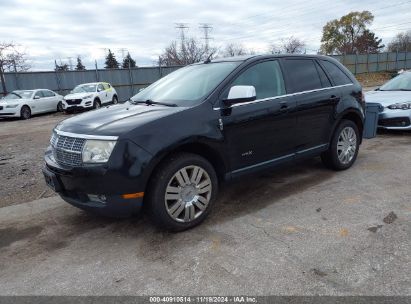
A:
[32,90,47,113]
[219,59,297,174]
[282,58,337,151]
[42,90,57,111]
[97,83,107,103]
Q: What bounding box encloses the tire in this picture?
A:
[20,106,31,120]
[321,119,360,171]
[93,99,101,110]
[146,152,218,231]
[112,95,118,104]
[57,101,63,112]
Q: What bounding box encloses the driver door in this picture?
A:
[219,60,297,175]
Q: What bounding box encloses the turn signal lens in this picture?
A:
[121,192,144,199]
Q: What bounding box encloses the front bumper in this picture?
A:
[378,108,411,130]
[0,107,19,117]
[63,100,93,110]
[43,140,153,217]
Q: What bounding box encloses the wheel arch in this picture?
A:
[145,142,227,188]
[331,109,364,143]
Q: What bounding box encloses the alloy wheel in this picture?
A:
[164,165,212,223]
[337,126,357,165]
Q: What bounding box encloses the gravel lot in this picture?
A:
[0,109,410,295]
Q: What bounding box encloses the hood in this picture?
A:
[0,98,31,105]
[64,92,94,99]
[365,90,411,106]
[56,102,185,136]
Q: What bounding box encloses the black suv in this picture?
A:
[43,55,365,231]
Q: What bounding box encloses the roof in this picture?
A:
[209,53,334,64]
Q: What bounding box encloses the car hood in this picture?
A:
[0,98,30,105]
[64,92,94,99]
[56,102,185,136]
[365,90,411,106]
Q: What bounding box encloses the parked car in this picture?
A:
[62,82,118,113]
[365,71,411,130]
[43,55,365,231]
[0,89,63,119]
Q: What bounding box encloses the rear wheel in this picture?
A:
[20,106,31,120]
[146,153,218,231]
[321,119,359,170]
[112,95,118,104]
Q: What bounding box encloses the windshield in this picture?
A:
[3,90,33,99]
[380,72,411,91]
[130,62,241,106]
[72,84,97,93]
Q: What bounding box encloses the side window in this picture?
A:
[315,61,332,88]
[103,83,109,90]
[283,59,322,93]
[224,61,286,100]
[34,91,44,99]
[42,90,54,97]
[320,60,352,86]
[97,84,104,92]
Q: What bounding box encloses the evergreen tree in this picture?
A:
[55,63,69,71]
[104,49,119,69]
[122,52,137,68]
[75,56,86,70]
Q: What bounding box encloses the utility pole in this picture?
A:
[199,23,213,55]
[118,48,128,62]
[67,57,73,70]
[175,23,189,49]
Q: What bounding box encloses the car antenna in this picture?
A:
[204,52,214,64]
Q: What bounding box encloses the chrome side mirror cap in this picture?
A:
[224,85,256,106]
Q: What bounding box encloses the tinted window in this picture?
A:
[226,60,285,100]
[283,59,322,93]
[320,60,352,85]
[315,61,332,88]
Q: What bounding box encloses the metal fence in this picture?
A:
[332,51,411,74]
[0,66,181,101]
[1,51,411,100]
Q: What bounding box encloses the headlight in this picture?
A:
[82,140,116,163]
[82,95,93,99]
[6,104,18,108]
[388,102,411,110]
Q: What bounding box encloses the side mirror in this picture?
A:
[224,85,256,106]
[34,95,40,99]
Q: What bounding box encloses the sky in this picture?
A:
[1,0,411,71]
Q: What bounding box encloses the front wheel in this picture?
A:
[93,99,101,110]
[321,119,360,171]
[146,153,218,231]
[20,106,31,120]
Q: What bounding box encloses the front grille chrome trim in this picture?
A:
[55,129,118,141]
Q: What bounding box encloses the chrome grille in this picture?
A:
[51,132,86,167]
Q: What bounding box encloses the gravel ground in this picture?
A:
[0,112,73,208]
[0,113,410,295]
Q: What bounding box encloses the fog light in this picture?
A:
[88,194,107,203]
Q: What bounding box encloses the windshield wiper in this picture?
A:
[131,99,178,107]
[11,92,22,98]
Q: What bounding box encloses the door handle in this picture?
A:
[330,95,340,103]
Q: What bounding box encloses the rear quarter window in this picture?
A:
[320,60,353,86]
[283,59,323,93]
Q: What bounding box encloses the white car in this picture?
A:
[365,71,411,130]
[62,82,118,112]
[0,89,63,119]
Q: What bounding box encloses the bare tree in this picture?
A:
[0,42,30,94]
[159,38,214,66]
[221,43,254,57]
[269,36,306,54]
[387,31,411,52]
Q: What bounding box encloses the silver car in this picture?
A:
[365,71,411,130]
